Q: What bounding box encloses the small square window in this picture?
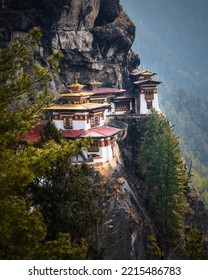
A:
[63,117,73,129]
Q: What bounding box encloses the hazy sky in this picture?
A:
[120,0,208,70]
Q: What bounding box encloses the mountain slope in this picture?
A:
[120,0,208,202]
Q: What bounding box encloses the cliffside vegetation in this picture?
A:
[0,29,100,259]
[160,83,208,205]
[120,0,208,206]
[137,111,208,259]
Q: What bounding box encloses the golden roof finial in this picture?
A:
[68,77,85,93]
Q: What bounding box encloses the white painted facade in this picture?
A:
[104,107,112,118]
[140,93,159,114]
[87,143,113,164]
[99,138,113,162]
[53,119,65,130]
[74,119,90,130]
[53,119,90,130]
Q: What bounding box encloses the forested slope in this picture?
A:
[160,83,208,204]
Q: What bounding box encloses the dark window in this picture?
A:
[91,115,100,127]
[145,90,154,99]
[63,117,73,129]
[115,102,130,112]
[147,100,153,109]
[89,140,99,152]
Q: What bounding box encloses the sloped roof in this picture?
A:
[24,123,122,142]
[46,102,108,111]
[92,88,126,95]
[23,121,47,142]
[134,80,161,86]
[81,126,122,138]
[113,94,134,100]
[62,130,84,138]
[133,79,149,85]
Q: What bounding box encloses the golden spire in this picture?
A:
[68,79,85,93]
[88,79,102,91]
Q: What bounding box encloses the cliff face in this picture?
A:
[2,0,208,260]
[0,0,139,92]
[105,115,208,259]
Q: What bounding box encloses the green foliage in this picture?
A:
[39,120,63,144]
[36,233,88,260]
[0,27,62,148]
[0,195,89,260]
[0,196,46,259]
[31,158,100,241]
[146,235,164,260]
[138,111,187,249]
[175,227,208,259]
[160,83,208,205]
[0,28,92,260]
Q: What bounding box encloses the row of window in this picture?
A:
[145,90,153,95]
[63,116,101,129]
[88,140,99,152]
[115,102,130,112]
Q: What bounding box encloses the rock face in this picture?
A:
[0,0,140,92]
[96,167,153,260]
[2,0,208,260]
[105,115,208,258]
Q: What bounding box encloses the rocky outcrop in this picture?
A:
[0,0,140,92]
[96,167,153,260]
[107,115,148,173]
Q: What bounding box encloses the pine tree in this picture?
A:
[31,159,99,241]
[39,120,63,145]
[138,111,187,252]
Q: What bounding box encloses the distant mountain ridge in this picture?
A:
[121,0,208,99]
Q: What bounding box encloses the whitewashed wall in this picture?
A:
[140,94,159,114]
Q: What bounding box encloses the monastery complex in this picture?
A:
[25,68,161,167]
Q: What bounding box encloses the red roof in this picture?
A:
[23,121,47,142]
[24,123,121,142]
[62,130,84,138]
[81,126,122,138]
[134,80,161,86]
[133,79,149,85]
[114,94,134,100]
[93,87,126,95]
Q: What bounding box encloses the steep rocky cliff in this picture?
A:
[0,0,139,92]
[1,0,208,260]
[106,115,208,258]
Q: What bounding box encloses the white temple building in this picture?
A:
[25,68,161,167]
